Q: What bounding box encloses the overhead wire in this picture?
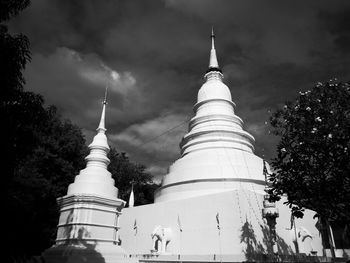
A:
[134,118,191,151]
[130,117,191,185]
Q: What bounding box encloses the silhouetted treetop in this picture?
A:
[268,80,350,222]
[0,0,30,22]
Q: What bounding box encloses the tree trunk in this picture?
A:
[293,218,299,253]
[325,219,336,260]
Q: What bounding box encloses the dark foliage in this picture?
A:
[108,147,159,206]
[1,0,31,187]
[268,80,350,222]
[0,2,158,262]
[4,104,88,262]
[0,0,29,22]
[1,1,89,261]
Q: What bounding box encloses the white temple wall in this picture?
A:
[119,189,323,259]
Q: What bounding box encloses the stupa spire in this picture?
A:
[85,87,110,169]
[64,86,118,196]
[208,27,220,70]
[205,27,223,80]
[97,86,108,132]
[211,27,215,49]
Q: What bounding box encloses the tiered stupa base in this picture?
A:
[43,194,136,263]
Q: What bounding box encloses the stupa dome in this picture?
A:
[197,75,232,104]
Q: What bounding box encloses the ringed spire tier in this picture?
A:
[154,30,265,203]
[67,87,118,198]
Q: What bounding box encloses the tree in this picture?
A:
[108,147,159,206]
[5,105,88,262]
[268,80,350,255]
[0,0,30,22]
[1,6,89,253]
[1,0,32,186]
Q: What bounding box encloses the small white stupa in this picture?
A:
[43,89,135,263]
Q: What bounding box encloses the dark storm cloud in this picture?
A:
[9,0,350,178]
[318,8,350,53]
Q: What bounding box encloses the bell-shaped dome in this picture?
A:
[197,74,232,104]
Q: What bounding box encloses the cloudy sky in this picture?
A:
[9,0,350,180]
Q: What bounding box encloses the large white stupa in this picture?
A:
[119,30,324,261]
[155,29,262,203]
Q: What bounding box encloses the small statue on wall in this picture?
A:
[151,225,173,254]
[289,226,314,254]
